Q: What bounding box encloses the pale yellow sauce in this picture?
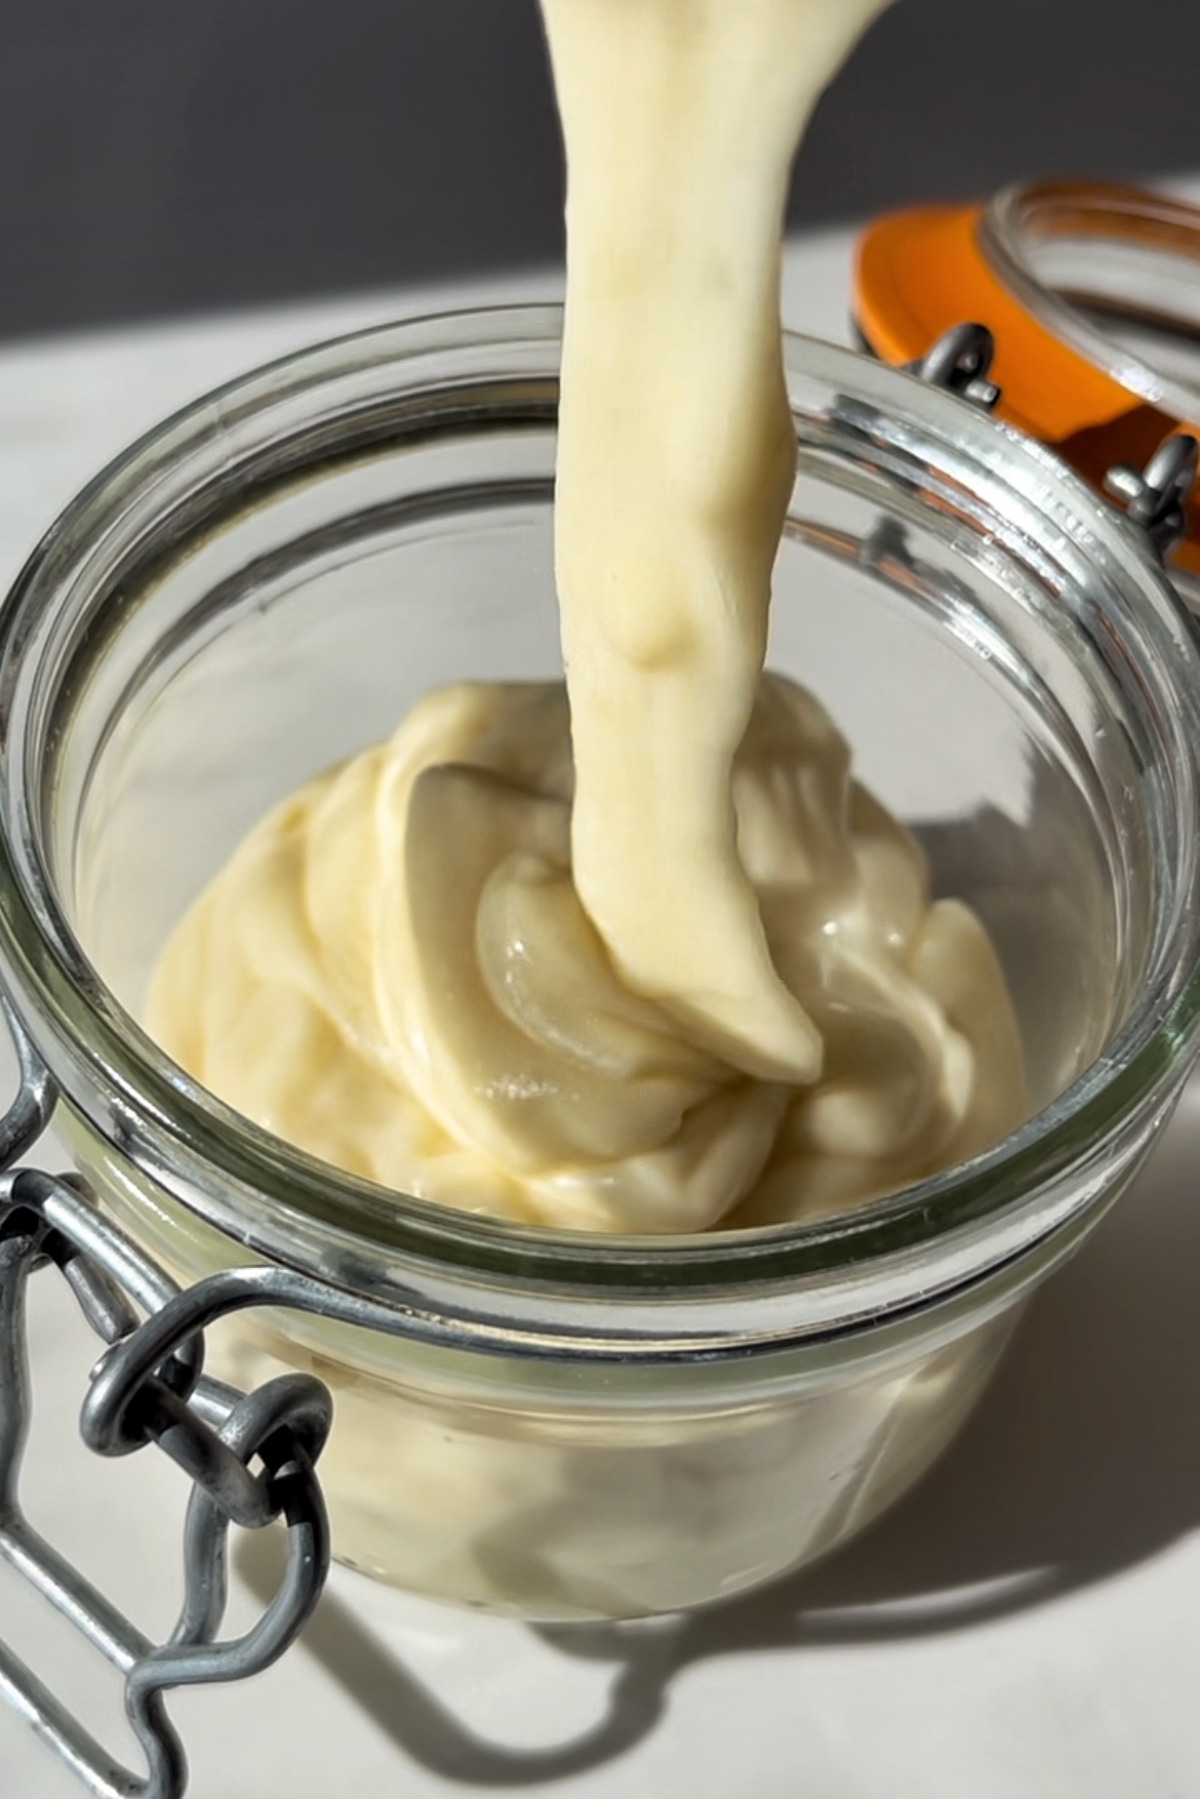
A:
[146,0,1026,1233]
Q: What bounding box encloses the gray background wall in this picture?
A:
[2,0,1196,340]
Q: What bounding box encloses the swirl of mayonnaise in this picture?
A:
[146,0,1027,1236]
[145,672,1025,1233]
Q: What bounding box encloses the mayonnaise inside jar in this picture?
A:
[145,0,1027,1234]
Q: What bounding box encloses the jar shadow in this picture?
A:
[235,1074,1200,1785]
[234,1532,676,1788]
[787,1070,1200,1636]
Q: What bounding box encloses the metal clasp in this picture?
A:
[907,323,1002,412]
[1104,434,1199,561]
[0,1000,334,1799]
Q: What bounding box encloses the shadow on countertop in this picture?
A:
[237,1080,1200,1785]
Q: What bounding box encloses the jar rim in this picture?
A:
[2,303,1200,1347]
[981,178,1200,426]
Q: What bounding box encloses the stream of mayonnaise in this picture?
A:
[145,0,1027,1233]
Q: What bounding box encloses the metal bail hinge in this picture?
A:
[1104,434,1198,561]
[0,993,338,1799]
[908,323,1001,412]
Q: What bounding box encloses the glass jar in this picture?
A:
[855,179,1200,594]
[1,307,1198,1623]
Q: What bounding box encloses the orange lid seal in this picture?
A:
[854,185,1200,576]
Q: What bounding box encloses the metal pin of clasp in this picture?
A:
[1104,434,1199,561]
[907,323,1002,412]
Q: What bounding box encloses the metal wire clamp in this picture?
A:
[0,996,335,1799]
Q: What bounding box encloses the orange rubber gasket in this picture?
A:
[854,203,1200,575]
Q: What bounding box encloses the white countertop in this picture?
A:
[3,226,1200,1800]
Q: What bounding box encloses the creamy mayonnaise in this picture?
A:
[543,0,890,1083]
[145,668,1024,1232]
[146,0,1027,1233]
